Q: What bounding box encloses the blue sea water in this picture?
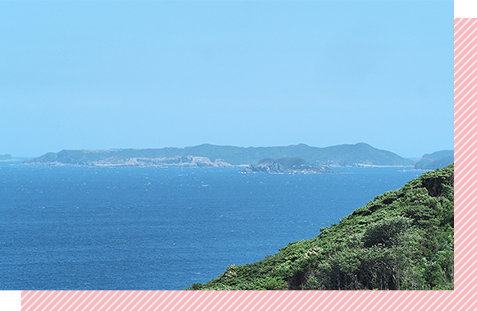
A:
[0,162,421,290]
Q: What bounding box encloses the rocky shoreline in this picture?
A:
[242,157,333,174]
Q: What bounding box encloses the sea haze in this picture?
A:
[0,163,421,290]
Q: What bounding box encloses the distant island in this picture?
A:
[0,154,14,161]
[414,150,454,170]
[23,143,415,167]
[242,157,333,174]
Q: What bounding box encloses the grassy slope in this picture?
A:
[189,164,454,290]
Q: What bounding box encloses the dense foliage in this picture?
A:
[188,164,454,290]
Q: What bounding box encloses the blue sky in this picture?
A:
[0,1,453,158]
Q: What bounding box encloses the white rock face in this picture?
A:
[90,156,234,167]
[28,155,233,168]
[242,159,332,174]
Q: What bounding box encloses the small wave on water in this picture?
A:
[0,165,421,290]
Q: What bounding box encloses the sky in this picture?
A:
[0,1,453,158]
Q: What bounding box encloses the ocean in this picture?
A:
[0,162,421,290]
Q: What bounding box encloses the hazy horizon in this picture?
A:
[2,141,453,161]
[0,1,453,159]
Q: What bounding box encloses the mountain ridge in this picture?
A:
[24,143,415,167]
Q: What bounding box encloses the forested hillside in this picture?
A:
[189,164,454,290]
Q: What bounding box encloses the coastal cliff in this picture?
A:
[25,154,232,168]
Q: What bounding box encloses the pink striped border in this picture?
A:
[20,19,472,311]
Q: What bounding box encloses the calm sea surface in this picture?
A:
[0,162,421,290]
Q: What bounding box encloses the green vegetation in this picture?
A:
[189,164,454,290]
[24,143,415,167]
